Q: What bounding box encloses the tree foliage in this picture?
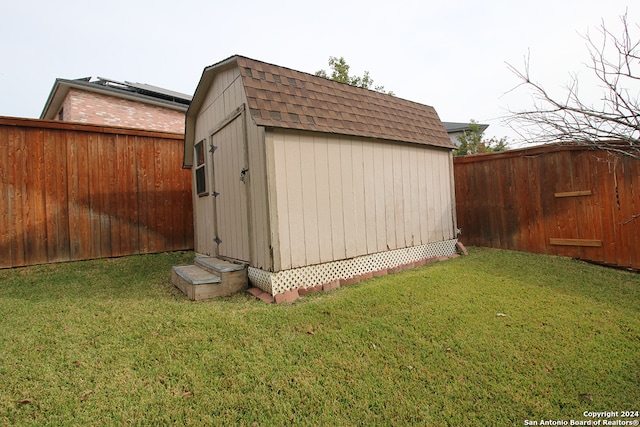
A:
[316,56,394,95]
[454,120,509,156]
[506,11,640,158]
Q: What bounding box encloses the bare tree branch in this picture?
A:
[505,11,640,158]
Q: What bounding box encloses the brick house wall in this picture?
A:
[57,88,185,133]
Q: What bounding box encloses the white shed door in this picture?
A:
[211,116,250,262]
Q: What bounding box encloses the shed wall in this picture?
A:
[267,129,456,271]
[192,68,271,269]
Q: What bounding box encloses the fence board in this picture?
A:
[0,117,193,269]
[454,145,639,271]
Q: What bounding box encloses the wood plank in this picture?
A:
[340,137,357,258]
[29,128,48,265]
[441,150,455,240]
[526,155,545,253]
[53,129,71,262]
[351,139,367,256]
[87,133,103,258]
[554,190,592,198]
[596,152,618,265]
[392,145,405,248]
[550,238,602,247]
[626,154,640,269]
[66,130,81,259]
[416,148,429,245]
[136,133,152,254]
[361,140,377,253]
[373,142,387,252]
[123,135,139,254]
[283,132,305,268]
[401,145,414,246]
[573,151,602,262]
[103,134,117,257]
[264,131,282,270]
[247,123,268,269]
[382,143,397,250]
[271,132,291,269]
[0,126,10,267]
[313,134,333,263]
[299,133,320,265]
[2,127,22,267]
[616,153,633,267]
[327,136,346,260]
[150,136,165,254]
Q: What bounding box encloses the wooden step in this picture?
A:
[171,258,248,301]
[195,256,245,274]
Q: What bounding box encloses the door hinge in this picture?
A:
[209,145,217,153]
[214,236,222,245]
[212,191,220,197]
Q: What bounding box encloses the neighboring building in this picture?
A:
[443,121,489,147]
[40,77,192,133]
[180,55,459,298]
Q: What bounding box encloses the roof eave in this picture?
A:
[41,79,189,120]
[40,79,68,119]
[261,123,455,150]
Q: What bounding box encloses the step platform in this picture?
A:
[171,257,248,301]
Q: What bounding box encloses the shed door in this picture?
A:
[211,116,251,262]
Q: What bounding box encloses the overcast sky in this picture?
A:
[1,0,637,143]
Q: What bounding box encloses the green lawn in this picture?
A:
[1,248,638,426]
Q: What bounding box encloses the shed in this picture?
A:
[180,55,458,298]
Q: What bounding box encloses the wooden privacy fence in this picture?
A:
[454,145,640,270]
[0,117,193,269]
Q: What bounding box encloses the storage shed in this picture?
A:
[180,55,458,298]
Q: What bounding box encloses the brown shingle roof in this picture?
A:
[184,55,454,168]
[235,56,454,149]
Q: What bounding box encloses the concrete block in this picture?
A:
[322,279,340,292]
[388,265,405,274]
[372,269,388,277]
[358,271,374,281]
[299,285,322,296]
[340,276,360,286]
[247,287,264,297]
[414,258,427,268]
[257,292,274,304]
[274,289,299,304]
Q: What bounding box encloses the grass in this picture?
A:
[0,248,638,426]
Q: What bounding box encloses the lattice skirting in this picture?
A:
[248,239,458,295]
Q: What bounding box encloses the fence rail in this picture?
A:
[0,117,193,269]
[454,145,640,270]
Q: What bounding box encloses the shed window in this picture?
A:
[195,140,207,196]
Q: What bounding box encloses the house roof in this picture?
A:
[185,55,454,167]
[41,77,192,120]
[442,122,489,134]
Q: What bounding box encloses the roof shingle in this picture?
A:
[234,56,453,149]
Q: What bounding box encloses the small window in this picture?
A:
[195,140,207,196]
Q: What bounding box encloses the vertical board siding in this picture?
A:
[0,117,193,269]
[271,129,456,271]
[454,145,640,270]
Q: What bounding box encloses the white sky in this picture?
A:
[1,0,637,143]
